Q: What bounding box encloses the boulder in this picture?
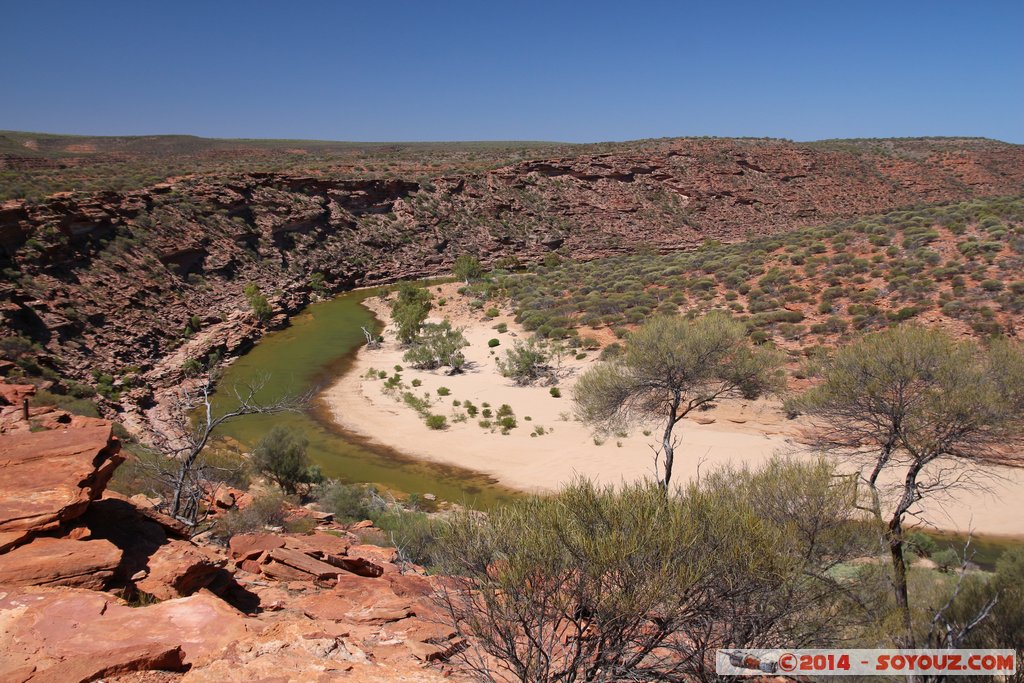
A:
[0,537,121,590]
[0,586,253,679]
[299,572,417,625]
[214,487,236,509]
[0,424,122,543]
[0,383,34,407]
[328,553,384,578]
[280,531,352,558]
[265,547,344,582]
[229,533,285,562]
[103,490,191,539]
[134,539,227,600]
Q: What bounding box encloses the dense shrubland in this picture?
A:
[482,196,1024,349]
[431,457,1024,681]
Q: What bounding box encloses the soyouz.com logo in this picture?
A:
[716,649,1016,676]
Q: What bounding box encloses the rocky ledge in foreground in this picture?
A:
[0,417,464,682]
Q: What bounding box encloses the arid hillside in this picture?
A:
[1,136,1023,425]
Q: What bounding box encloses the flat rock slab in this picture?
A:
[0,586,253,681]
[0,537,121,590]
[0,425,122,537]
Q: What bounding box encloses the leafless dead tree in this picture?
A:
[145,373,309,529]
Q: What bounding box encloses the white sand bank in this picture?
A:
[320,283,1024,538]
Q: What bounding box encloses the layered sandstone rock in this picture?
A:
[0,423,467,681]
[0,537,121,589]
[0,423,122,551]
[0,587,251,681]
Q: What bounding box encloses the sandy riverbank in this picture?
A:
[321,282,1024,537]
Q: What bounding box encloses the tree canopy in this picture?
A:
[574,313,784,487]
[788,325,1024,646]
[252,425,323,495]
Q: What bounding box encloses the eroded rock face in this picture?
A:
[0,424,122,548]
[0,537,121,590]
[0,420,467,681]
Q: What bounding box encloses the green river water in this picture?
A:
[207,287,517,508]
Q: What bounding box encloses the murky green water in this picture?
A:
[208,287,517,508]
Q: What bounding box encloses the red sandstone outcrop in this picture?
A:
[0,423,465,680]
[0,423,122,551]
[0,587,251,681]
[0,537,121,590]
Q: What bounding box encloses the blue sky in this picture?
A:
[4,1,1022,143]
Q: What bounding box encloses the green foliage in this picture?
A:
[574,313,784,486]
[374,509,448,567]
[425,414,448,430]
[549,386,561,398]
[251,425,323,495]
[308,271,326,293]
[390,281,433,345]
[243,283,272,322]
[488,197,1024,348]
[436,386,451,396]
[487,338,500,348]
[496,337,553,385]
[905,531,938,557]
[402,320,469,371]
[433,458,867,682]
[33,388,100,417]
[315,480,383,523]
[214,489,295,538]
[789,326,1024,645]
[453,254,484,282]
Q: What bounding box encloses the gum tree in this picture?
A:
[573,313,784,488]
[787,326,1024,647]
[390,281,433,345]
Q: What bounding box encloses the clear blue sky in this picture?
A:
[4,1,1022,143]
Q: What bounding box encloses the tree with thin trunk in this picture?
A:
[252,425,323,495]
[786,326,1024,649]
[453,254,483,284]
[148,374,308,529]
[390,281,433,345]
[573,313,784,488]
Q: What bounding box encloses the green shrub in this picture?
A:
[425,414,448,430]
[488,338,500,347]
[251,426,323,494]
[374,509,447,567]
[497,338,552,385]
[403,321,469,371]
[243,283,272,322]
[981,279,1004,292]
[905,531,938,557]
[549,387,561,398]
[316,480,382,522]
[214,489,293,538]
[437,386,451,396]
